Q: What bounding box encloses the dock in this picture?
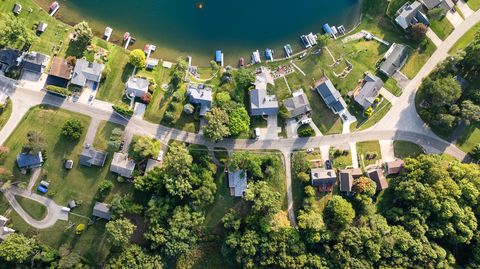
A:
[103,27,112,42]
[48,1,59,16]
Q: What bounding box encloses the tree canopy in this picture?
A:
[129,49,147,68]
[0,15,33,48]
[61,119,84,140]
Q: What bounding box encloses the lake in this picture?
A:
[36,0,362,65]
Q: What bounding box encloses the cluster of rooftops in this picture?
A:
[395,0,454,30]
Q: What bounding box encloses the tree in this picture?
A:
[352,177,376,207]
[129,49,146,68]
[69,21,93,57]
[228,106,250,136]
[0,233,36,264]
[131,136,161,160]
[58,252,82,269]
[464,32,480,70]
[170,57,187,88]
[215,91,231,107]
[183,103,194,115]
[61,119,84,140]
[203,107,230,142]
[470,144,480,160]
[421,76,462,107]
[23,130,46,153]
[461,100,480,125]
[105,245,163,269]
[410,23,428,40]
[244,181,281,216]
[97,180,114,199]
[141,93,152,104]
[324,195,355,230]
[106,218,136,247]
[0,15,33,48]
[317,34,330,47]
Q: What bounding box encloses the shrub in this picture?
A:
[183,104,195,115]
[163,111,175,123]
[61,119,84,140]
[112,104,133,117]
[298,124,315,137]
[140,93,151,104]
[129,49,146,68]
[46,85,69,97]
[98,180,114,199]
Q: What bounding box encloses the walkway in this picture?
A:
[457,0,474,17]
[84,118,100,146]
[379,87,398,104]
[426,29,443,47]
[281,151,297,228]
[349,142,359,169]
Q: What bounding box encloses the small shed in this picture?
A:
[65,159,73,169]
[92,202,111,220]
[68,200,77,209]
[13,3,22,15]
[40,180,50,188]
[37,22,48,33]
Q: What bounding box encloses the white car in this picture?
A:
[300,118,312,125]
[306,148,314,153]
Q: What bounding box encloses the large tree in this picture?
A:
[0,15,33,48]
[421,76,462,107]
[105,245,163,269]
[61,119,84,140]
[324,195,355,230]
[129,49,146,68]
[106,218,136,247]
[203,107,230,142]
[131,136,161,160]
[0,233,36,264]
[228,106,250,136]
[69,21,93,57]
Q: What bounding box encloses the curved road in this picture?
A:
[0,9,479,228]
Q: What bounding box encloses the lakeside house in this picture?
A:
[71,59,104,89]
[386,160,405,175]
[379,43,410,77]
[339,168,363,196]
[110,152,136,178]
[395,1,430,30]
[368,169,389,191]
[283,89,312,119]
[47,57,72,87]
[353,73,384,110]
[421,0,454,12]
[250,67,278,116]
[125,77,149,98]
[228,170,248,197]
[92,202,111,220]
[0,48,22,72]
[21,52,49,77]
[16,152,43,170]
[79,147,107,167]
[311,168,337,192]
[314,77,347,114]
[0,216,15,241]
[186,84,213,116]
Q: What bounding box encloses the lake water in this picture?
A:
[38,0,362,65]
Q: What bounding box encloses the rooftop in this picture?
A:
[49,57,73,80]
[354,73,384,109]
[379,43,410,77]
[228,170,248,197]
[92,202,111,220]
[314,77,347,113]
[79,147,107,167]
[110,152,136,178]
[311,168,337,187]
[368,169,389,191]
[283,89,312,118]
[71,59,104,87]
[16,152,43,169]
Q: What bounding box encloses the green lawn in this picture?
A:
[15,195,47,220]
[351,99,392,131]
[450,22,480,55]
[429,16,454,40]
[456,122,480,153]
[384,77,403,96]
[213,147,229,165]
[468,0,480,11]
[93,121,125,151]
[393,141,425,158]
[357,141,382,168]
[402,40,437,79]
[0,100,13,130]
[387,0,409,18]
[329,148,353,169]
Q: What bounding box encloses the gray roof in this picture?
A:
[379,43,410,77]
[110,152,135,178]
[37,22,47,32]
[395,1,430,29]
[421,0,454,10]
[186,84,212,116]
[126,77,149,97]
[13,4,21,14]
[311,168,337,187]
[79,147,107,167]
[228,170,248,197]
[250,88,279,116]
[22,52,49,73]
[71,59,104,87]
[354,73,384,109]
[0,49,22,68]
[146,158,162,172]
[283,89,312,118]
[92,202,111,220]
[314,78,347,113]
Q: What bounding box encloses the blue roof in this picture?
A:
[215,50,222,62]
[16,152,43,169]
[323,24,333,35]
[37,185,48,193]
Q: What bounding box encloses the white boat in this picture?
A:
[252,50,261,64]
[103,27,112,41]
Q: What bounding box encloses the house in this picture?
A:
[228,170,248,197]
[283,89,312,118]
[0,215,15,241]
[368,169,389,191]
[37,22,48,34]
[0,48,22,72]
[379,43,410,77]
[47,57,73,87]
[110,152,135,178]
[249,88,279,116]
[395,1,430,30]
[71,59,104,88]
[13,3,22,15]
[421,0,454,12]
[79,147,107,167]
[314,77,347,114]
[16,152,43,169]
[146,158,162,172]
[21,52,49,75]
[354,73,384,110]
[146,58,159,69]
[311,168,337,192]
[92,202,111,220]
[386,160,405,175]
[339,168,363,195]
[186,84,213,116]
[125,77,149,98]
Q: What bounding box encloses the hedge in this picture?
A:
[112,104,133,117]
[46,85,69,96]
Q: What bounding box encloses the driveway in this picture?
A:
[84,118,100,146]
[21,72,46,91]
[320,145,330,162]
[457,0,474,18]
[379,140,395,162]
[264,115,279,140]
[349,142,359,169]
[340,110,357,134]
[392,71,411,89]
[426,28,443,47]
[446,9,464,27]
[379,87,398,104]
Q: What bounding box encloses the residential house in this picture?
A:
[47,57,72,87]
[386,160,405,175]
[16,152,43,169]
[92,202,111,220]
[79,147,107,167]
[368,169,389,191]
[395,1,430,30]
[228,170,248,197]
[421,0,454,12]
[21,52,49,75]
[354,73,384,110]
[186,84,213,116]
[339,168,363,195]
[249,67,279,116]
[283,89,312,119]
[314,77,347,114]
[0,216,15,241]
[311,168,337,192]
[379,43,410,77]
[110,152,135,178]
[125,77,149,98]
[71,59,104,88]
[0,48,22,72]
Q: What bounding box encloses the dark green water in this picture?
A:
[52,0,362,64]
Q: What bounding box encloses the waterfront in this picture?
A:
[35,0,362,65]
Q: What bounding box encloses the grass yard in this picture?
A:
[450,22,480,55]
[213,147,229,165]
[93,121,125,151]
[402,40,437,79]
[468,0,480,11]
[429,16,454,40]
[384,77,403,96]
[329,148,353,169]
[351,99,392,131]
[0,100,13,130]
[357,141,382,168]
[393,141,425,158]
[456,122,480,153]
[15,195,47,220]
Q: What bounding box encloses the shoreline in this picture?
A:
[32,0,362,66]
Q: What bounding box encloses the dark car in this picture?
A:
[325,160,333,169]
[342,114,348,121]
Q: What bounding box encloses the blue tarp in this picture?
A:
[215,50,222,62]
[37,185,48,194]
[323,24,333,35]
[265,49,273,60]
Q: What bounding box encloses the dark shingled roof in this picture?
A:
[16,152,43,169]
[22,52,48,73]
[368,169,389,191]
[0,49,22,68]
[314,78,346,113]
[283,89,312,118]
[379,44,409,77]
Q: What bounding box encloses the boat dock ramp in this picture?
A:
[48,1,60,16]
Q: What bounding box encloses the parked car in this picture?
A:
[306,148,314,153]
[300,118,312,125]
[342,114,348,121]
[88,95,94,103]
[325,160,333,169]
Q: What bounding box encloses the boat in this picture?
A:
[103,27,112,41]
[123,32,130,42]
[284,44,293,57]
[48,1,60,16]
[300,35,311,48]
[265,49,274,61]
[251,50,261,64]
[239,57,245,67]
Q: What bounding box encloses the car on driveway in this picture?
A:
[342,114,348,121]
[88,95,94,103]
[325,160,333,169]
[300,118,312,125]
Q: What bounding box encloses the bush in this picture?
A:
[76,224,85,235]
[98,180,114,199]
[163,111,175,123]
[61,119,84,140]
[46,85,70,97]
[112,104,133,117]
[129,49,146,68]
[183,104,195,115]
[140,93,151,104]
[298,124,315,137]
[364,107,373,117]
